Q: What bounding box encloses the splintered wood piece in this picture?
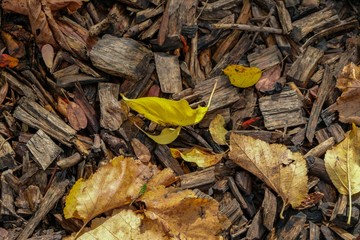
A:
[1,71,36,99]
[269,16,291,56]
[230,130,288,143]
[16,178,69,240]
[320,225,337,240]
[57,152,82,169]
[157,0,183,49]
[56,74,106,88]
[220,197,243,222]
[306,65,333,143]
[210,33,252,77]
[309,221,320,240]
[155,145,184,176]
[0,134,15,160]
[90,35,153,81]
[135,6,163,23]
[262,188,277,231]
[174,75,240,112]
[246,210,267,239]
[180,166,215,189]
[117,0,149,9]
[124,19,153,38]
[276,212,307,239]
[154,52,182,93]
[276,1,292,34]
[247,45,282,70]
[227,176,256,217]
[234,171,252,196]
[328,225,356,240]
[291,8,338,42]
[13,98,76,146]
[330,195,359,227]
[139,17,162,40]
[26,130,63,170]
[287,46,324,88]
[315,123,345,144]
[304,137,335,158]
[259,90,306,130]
[99,83,127,131]
[306,156,331,183]
[1,171,15,217]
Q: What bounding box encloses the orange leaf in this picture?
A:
[0,54,19,68]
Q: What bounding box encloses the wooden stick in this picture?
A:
[211,23,284,34]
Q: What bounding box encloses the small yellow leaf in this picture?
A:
[223,65,262,88]
[140,126,182,145]
[324,123,360,224]
[228,133,308,218]
[209,114,228,145]
[170,147,224,168]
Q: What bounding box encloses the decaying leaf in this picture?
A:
[223,65,262,88]
[255,65,282,93]
[0,54,19,68]
[64,156,159,225]
[131,138,151,163]
[41,44,55,69]
[170,147,224,168]
[324,123,360,224]
[228,133,308,218]
[139,126,182,145]
[121,94,209,126]
[140,186,230,239]
[333,63,360,125]
[209,114,228,145]
[67,101,87,131]
[74,209,169,240]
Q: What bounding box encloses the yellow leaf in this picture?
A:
[121,94,208,126]
[324,123,360,224]
[223,65,262,88]
[139,126,182,145]
[228,133,308,218]
[64,156,159,225]
[140,186,230,239]
[170,147,223,168]
[209,114,228,145]
[76,209,169,240]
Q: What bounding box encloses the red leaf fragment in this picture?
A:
[0,54,19,68]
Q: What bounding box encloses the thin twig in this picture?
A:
[211,23,283,35]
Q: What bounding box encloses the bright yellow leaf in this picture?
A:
[139,126,182,145]
[228,133,308,218]
[170,147,224,168]
[140,186,230,239]
[209,114,228,145]
[223,65,262,88]
[121,94,208,126]
[324,123,360,224]
[64,156,159,225]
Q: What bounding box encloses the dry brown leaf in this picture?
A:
[228,133,308,217]
[67,101,87,131]
[76,210,169,240]
[209,114,228,145]
[64,156,159,225]
[170,147,224,168]
[140,186,230,239]
[146,168,177,191]
[324,123,360,224]
[255,65,282,93]
[333,63,360,125]
[41,44,54,69]
[131,138,151,163]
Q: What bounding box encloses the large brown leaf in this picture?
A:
[228,133,308,217]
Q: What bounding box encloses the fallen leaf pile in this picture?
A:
[64,156,229,239]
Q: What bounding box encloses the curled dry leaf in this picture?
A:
[140,186,230,239]
[131,138,151,163]
[333,63,360,125]
[171,147,224,168]
[228,133,308,218]
[67,101,87,131]
[223,65,262,88]
[324,123,360,224]
[64,156,159,225]
[209,114,228,145]
[41,44,55,69]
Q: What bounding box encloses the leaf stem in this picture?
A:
[347,136,352,225]
[207,79,218,108]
